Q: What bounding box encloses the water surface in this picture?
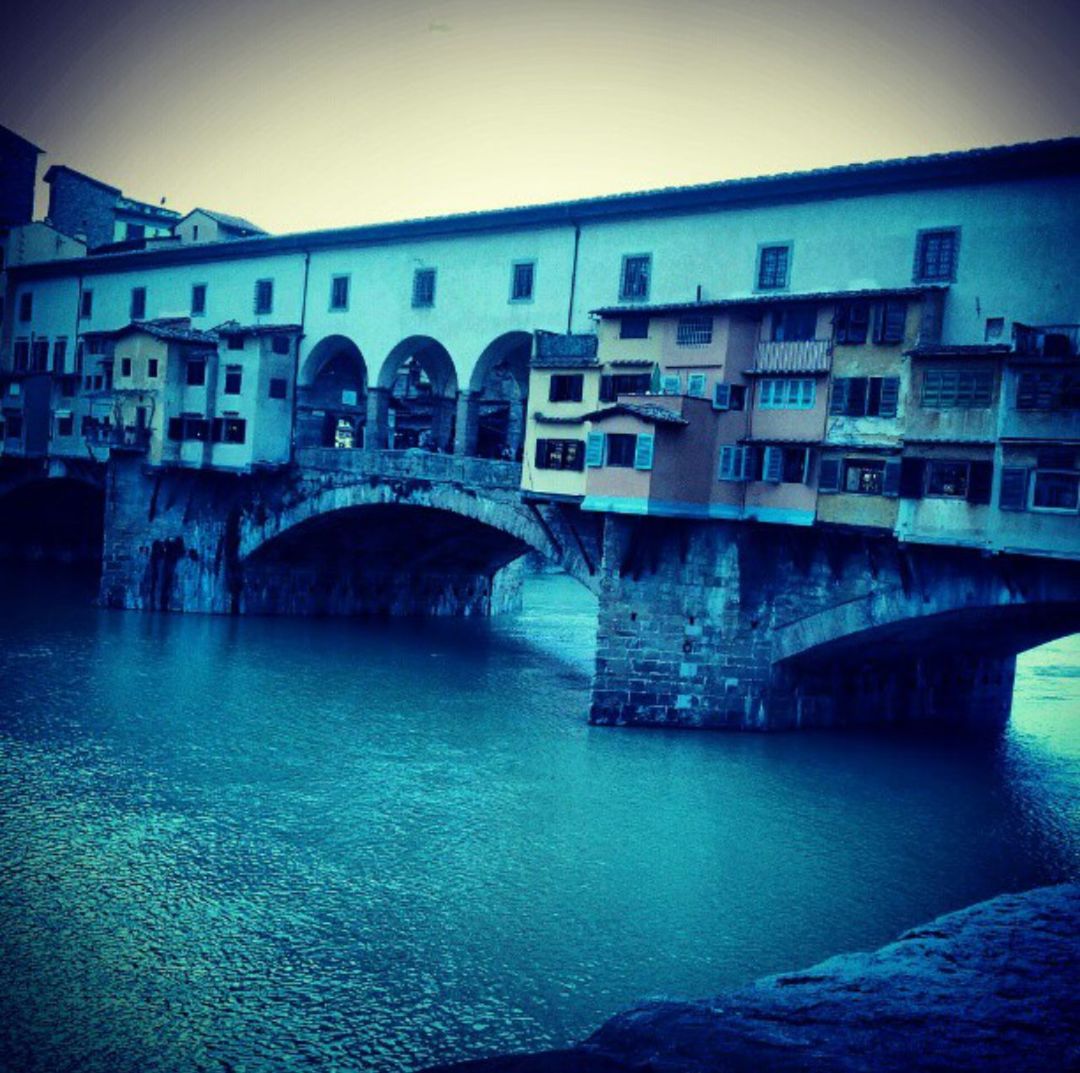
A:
[0,567,1077,1071]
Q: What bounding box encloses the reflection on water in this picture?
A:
[0,566,1076,1072]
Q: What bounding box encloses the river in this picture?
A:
[0,566,1077,1072]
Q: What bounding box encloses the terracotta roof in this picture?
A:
[86,318,218,345]
[214,320,302,337]
[592,286,946,319]
[16,138,1078,281]
[582,402,689,426]
[185,208,267,235]
[532,331,599,368]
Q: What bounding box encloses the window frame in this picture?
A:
[223,364,243,395]
[755,242,792,292]
[676,315,713,347]
[509,260,536,304]
[605,432,638,468]
[130,286,147,320]
[254,278,274,316]
[534,437,585,471]
[619,253,651,302]
[191,283,207,317]
[330,274,351,312]
[914,227,960,283]
[412,267,437,308]
[548,373,584,403]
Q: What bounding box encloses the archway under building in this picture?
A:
[297,335,368,449]
[373,337,458,452]
[0,476,106,566]
[463,332,531,460]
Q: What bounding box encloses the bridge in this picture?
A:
[3,448,1079,732]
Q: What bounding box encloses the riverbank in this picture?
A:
[427,883,1079,1072]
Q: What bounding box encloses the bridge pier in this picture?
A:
[588,517,1045,731]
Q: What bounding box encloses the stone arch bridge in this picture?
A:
[4,449,1078,732]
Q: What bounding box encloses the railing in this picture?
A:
[84,424,152,452]
[1012,323,1080,359]
[753,339,832,373]
[296,447,523,490]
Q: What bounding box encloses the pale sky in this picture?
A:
[3,0,1078,235]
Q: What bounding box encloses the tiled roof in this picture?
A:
[87,318,218,345]
[583,402,689,426]
[116,196,182,221]
[188,209,267,235]
[214,320,302,337]
[905,344,1011,357]
[592,286,947,318]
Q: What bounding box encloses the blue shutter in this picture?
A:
[634,433,655,470]
[712,383,731,410]
[829,378,849,415]
[585,431,605,468]
[882,459,901,497]
[998,467,1028,511]
[763,446,783,482]
[878,377,900,418]
[818,457,841,492]
[687,373,707,398]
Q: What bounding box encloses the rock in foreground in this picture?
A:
[425,884,1079,1072]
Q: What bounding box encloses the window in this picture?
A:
[712,383,747,411]
[31,339,49,371]
[254,279,274,315]
[1032,470,1079,512]
[843,459,886,495]
[121,358,132,378]
[915,228,959,282]
[605,433,639,467]
[687,372,708,398]
[18,292,32,322]
[412,268,436,308]
[269,377,288,400]
[619,315,649,339]
[718,445,749,481]
[510,261,535,302]
[52,339,67,372]
[227,335,245,351]
[599,372,651,403]
[125,222,145,241]
[619,255,650,301]
[771,303,817,342]
[330,275,350,310]
[13,340,29,371]
[985,317,1005,342]
[874,300,907,345]
[186,359,206,387]
[534,438,584,471]
[1015,371,1080,411]
[168,414,211,442]
[660,372,682,395]
[758,378,816,409]
[148,359,159,378]
[214,416,247,445]
[80,290,93,319]
[926,461,969,498]
[60,376,76,398]
[56,412,74,437]
[548,374,584,403]
[756,244,790,291]
[191,283,207,316]
[272,334,291,355]
[676,316,713,346]
[224,365,242,394]
[4,413,23,439]
[830,376,900,417]
[835,301,870,345]
[130,287,147,320]
[921,368,993,409]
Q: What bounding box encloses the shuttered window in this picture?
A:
[999,468,1028,511]
[535,438,584,471]
[619,255,651,301]
[605,433,637,467]
[713,383,731,410]
[548,374,584,403]
[875,300,907,344]
[634,434,655,470]
[756,245,790,290]
[915,228,959,282]
[818,457,842,492]
[835,301,870,345]
[921,369,993,409]
[660,373,682,395]
[830,376,900,416]
[687,373,708,398]
[718,445,748,481]
[585,431,606,467]
[759,378,816,409]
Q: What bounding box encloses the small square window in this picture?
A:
[148,359,159,378]
[330,275,350,311]
[619,315,649,339]
[191,283,207,316]
[510,261,535,302]
[224,365,242,395]
[227,335,245,351]
[186,359,206,387]
[914,228,959,283]
[130,287,147,320]
[412,268,436,308]
[269,377,288,400]
[254,279,274,315]
[271,334,291,355]
[756,244,790,291]
[619,255,650,301]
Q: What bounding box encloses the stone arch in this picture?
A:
[462,331,532,460]
[296,335,369,449]
[0,471,106,563]
[370,336,459,452]
[236,477,599,615]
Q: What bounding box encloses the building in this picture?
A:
[43,165,180,250]
[0,125,42,229]
[175,209,267,244]
[5,137,1079,559]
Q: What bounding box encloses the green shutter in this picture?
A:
[634,433,655,470]
[585,431,605,468]
[878,377,900,418]
[882,459,901,497]
[967,461,994,505]
[763,446,783,482]
[818,457,841,492]
[829,378,849,415]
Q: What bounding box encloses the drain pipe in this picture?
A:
[289,249,311,464]
[566,220,581,335]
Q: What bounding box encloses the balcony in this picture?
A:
[85,423,152,454]
[1013,323,1080,359]
[752,339,832,374]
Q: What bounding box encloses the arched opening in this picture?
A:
[297,335,368,449]
[465,332,531,460]
[241,503,531,616]
[373,337,458,452]
[0,478,105,568]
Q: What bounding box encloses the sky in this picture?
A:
[2,0,1078,235]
